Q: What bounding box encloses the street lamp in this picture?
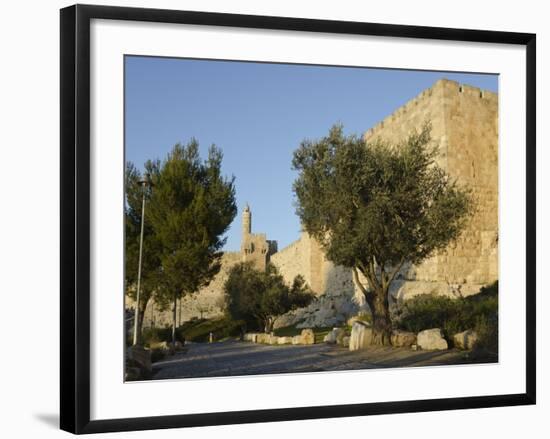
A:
[132,173,153,346]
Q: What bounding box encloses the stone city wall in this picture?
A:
[131,251,242,328]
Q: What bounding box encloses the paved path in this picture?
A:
[152,340,476,380]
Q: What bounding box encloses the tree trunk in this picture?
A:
[134,296,149,345]
[370,287,392,346]
[353,266,392,346]
[264,317,274,333]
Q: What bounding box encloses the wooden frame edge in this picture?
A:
[60,4,536,434]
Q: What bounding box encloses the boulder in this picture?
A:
[391,330,417,348]
[292,335,302,345]
[341,336,350,348]
[453,329,478,350]
[301,328,315,345]
[349,321,373,351]
[417,328,448,350]
[324,327,345,344]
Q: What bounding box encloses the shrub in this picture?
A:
[473,313,498,354]
[150,348,167,363]
[178,317,245,342]
[395,281,498,347]
[140,317,245,345]
[141,326,178,346]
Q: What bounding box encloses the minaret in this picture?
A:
[242,203,251,237]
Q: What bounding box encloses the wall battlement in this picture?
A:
[364,79,497,142]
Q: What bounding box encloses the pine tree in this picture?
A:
[146,140,237,346]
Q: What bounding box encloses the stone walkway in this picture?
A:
[152,340,482,380]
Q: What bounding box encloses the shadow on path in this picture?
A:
[152,340,485,380]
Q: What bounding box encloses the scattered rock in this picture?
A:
[417,328,448,350]
[349,321,373,351]
[391,330,417,348]
[453,329,478,350]
[301,328,315,345]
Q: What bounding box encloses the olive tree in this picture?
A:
[292,123,473,345]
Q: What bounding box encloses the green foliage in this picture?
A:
[126,139,237,344]
[177,317,245,342]
[224,263,315,332]
[293,123,473,270]
[150,348,167,364]
[141,317,245,344]
[395,281,498,346]
[141,326,178,345]
[146,140,237,307]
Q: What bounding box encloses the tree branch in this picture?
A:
[388,257,406,284]
[353,266,374,302]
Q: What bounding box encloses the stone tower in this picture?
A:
[242,203,251,237]
[240,204,278,271]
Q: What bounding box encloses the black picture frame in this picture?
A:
[60,4,536,434]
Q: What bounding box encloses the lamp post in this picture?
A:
[132,173,152,346]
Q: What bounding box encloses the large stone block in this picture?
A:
[349,321,372,351]
[301,328,315,345]
[391,330,417,348]
[417,328,448,350]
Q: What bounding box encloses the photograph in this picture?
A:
[123,57,499,382]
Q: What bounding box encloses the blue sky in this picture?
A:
[125,56,498,251]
